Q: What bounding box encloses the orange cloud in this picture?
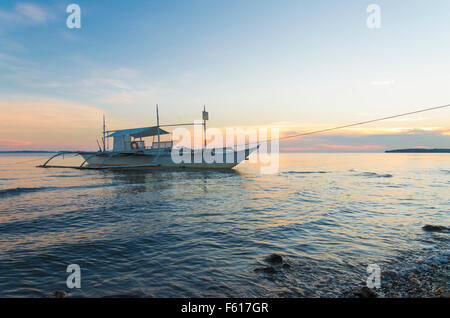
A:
[0,139,32,147]
[0,98,130,150]
[281,147,319,151]
[317,144,385,150]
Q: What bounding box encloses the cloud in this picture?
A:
[281,147,319,152]
[387,116,430,122]
[101,92,135,105]
[101,90,153,105]
[81,78,132,90]
[112,67,140,78]
[15,3,48,23]
[405,127,444,134]
[0,2,51,27]
[280,144,384,152]
[317,144,384,150]
[0,38,27,52]
[279,128,450,152]
[0,139,32,147]
[0,98,132,151]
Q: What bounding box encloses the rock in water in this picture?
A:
[54,290,67,298]
[265,254,283,264]
[254,266,277,274]
[354,287,378,298]
[422,225,449,233]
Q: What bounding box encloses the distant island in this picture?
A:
[385,148,450,153]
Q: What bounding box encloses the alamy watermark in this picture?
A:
[66,4,380,31]
[170,123,279,174]
[66,4,81,29]
[366,264,381,289]
[366,4,381,29]
[66,264,81,289]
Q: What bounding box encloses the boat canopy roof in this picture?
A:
[107,126,169,138]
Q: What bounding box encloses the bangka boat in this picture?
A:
[38,106,258,170]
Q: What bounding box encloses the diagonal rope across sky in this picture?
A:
[278,103,450,141]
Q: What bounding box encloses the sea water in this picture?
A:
[0,153,448,297]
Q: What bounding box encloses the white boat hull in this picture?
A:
[79,147,257,169]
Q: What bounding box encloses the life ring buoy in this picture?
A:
[130,141,139,150]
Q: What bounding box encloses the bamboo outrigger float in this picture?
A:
[38,106,258,170]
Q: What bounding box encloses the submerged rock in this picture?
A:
[265,254,283,264]
[54,290,68,298]
[254,266,277,274]
[422,225,449,233]
[282,263,291,269]
[354,287,378,298]
[255,253,291,275]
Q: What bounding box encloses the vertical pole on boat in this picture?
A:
[202,105,208,148]
[156,104,160,149]
[102,114,106,152]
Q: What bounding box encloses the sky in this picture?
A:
[0,0,449,151]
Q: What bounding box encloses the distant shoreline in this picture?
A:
[0,151,57,154]
[1,149,450,154]
[385,148,450,153]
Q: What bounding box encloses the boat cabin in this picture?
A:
[106,126,172,152]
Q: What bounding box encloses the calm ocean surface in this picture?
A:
[0,153,448,297]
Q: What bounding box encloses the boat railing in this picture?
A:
[150,141,173,149]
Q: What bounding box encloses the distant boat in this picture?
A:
[39,106,258,170]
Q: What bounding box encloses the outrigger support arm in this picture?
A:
[41,152,65,167]
[38,151,100,169]
[79,153,99,168]
[40,151,84,167]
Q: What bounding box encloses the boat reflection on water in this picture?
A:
[102,167,242,195]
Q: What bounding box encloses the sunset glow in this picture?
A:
[0,1,449,151]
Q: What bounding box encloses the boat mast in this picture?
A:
[156,104,160,149]
[202,105,208,148]
[102,114,106,152]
